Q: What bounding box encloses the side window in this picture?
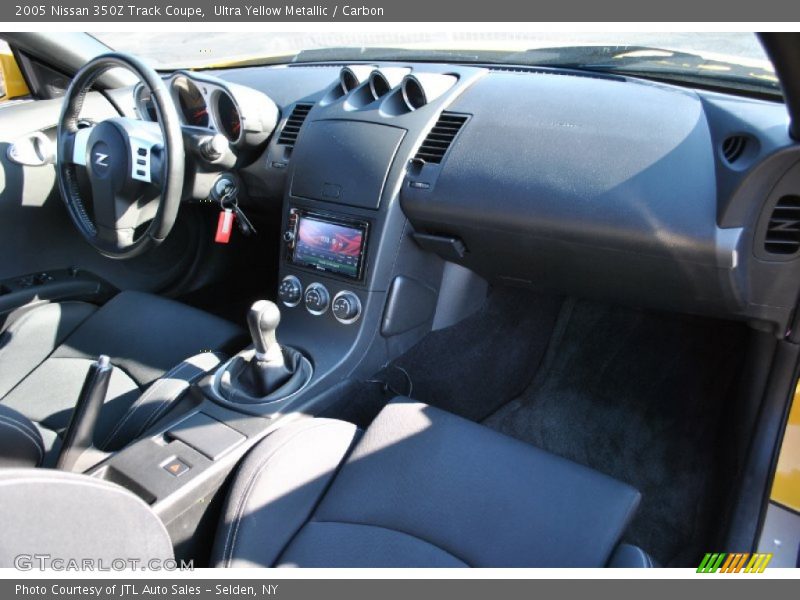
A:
[0,40,31,102]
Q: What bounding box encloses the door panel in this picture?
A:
[0,92,201,293]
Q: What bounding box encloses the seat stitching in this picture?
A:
[0,408,41,439]
[222,421,350,566]
[100,361,196,450]
[131,380,190,437]
[223,422,340,565]
[0,417,44,463]
[138,386,185,429]
[0,416,44,458]
[0,414,42,451]
[301,520,472,567]
[271,429,362,565]
[131,354,224,440]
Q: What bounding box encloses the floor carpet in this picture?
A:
[483,297,746,566]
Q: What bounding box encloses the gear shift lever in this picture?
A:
[247,300,285,365]
[217,299,313,405]
[241,300,292,395]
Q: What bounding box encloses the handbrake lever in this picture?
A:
[56,355,112,472]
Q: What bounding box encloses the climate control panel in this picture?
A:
[278,275,362,324]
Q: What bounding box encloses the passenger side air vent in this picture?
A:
[413,113,468,164]
[722,135,748,164]
[765,195,800,255]
[277,103,313,149]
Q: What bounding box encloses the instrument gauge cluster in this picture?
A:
[133,85,158,122]
[133,71,278,151]
[173,75,210,127]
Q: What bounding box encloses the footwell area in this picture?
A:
[325,288,562,428]
[331,287,748,566]
[484,298,746,566]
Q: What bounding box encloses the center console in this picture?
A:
[88,63,491,563]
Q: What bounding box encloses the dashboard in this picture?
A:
[131,61,800,337]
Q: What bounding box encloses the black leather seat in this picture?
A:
[212,399,650,567]
[0,399,653,567]
[0,291,245,464]
[0,405,47,468]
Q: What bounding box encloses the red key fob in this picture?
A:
[215,209,235,244]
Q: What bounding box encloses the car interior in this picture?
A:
[0,31,799,569]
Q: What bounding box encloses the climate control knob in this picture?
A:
[332,290,362,324]
[304,282,330,315]
[277,275,302,307]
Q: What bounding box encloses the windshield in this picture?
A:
[92,32,778,95]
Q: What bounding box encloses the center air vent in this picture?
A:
[722,135,748,164]
[765,195,800,255]
[277,103,313,149]
[413,113,468,164]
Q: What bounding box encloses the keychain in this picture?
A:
[214,184,257,244]
[215,207,235,244]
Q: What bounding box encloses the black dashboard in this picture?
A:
[141,61,800,338]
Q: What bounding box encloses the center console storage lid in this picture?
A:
[167,412,246,461]
[290,120,405,209]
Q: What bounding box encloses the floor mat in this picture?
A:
[483,298,747,566]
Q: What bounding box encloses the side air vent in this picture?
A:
[277,103,313,148]
[413,113,468,164]
[722,135,748,164]
[765,195,800,255]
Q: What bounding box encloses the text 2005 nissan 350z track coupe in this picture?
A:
[0,32,799,569]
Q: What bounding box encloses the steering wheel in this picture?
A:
[56,53,184,259]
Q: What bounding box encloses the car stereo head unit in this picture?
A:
[285,209,369,280]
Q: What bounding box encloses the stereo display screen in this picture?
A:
[292,214,367,279]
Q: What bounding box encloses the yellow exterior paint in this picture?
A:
[0,47,30,101]
[771,379,800,512]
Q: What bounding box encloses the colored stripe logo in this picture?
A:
[697,553,772,573]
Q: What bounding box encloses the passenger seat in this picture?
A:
[212,399,650,567]
[0,399,654,568]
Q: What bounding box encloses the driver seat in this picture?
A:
[0,291,246,465]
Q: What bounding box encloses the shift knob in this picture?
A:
[247,300,284,363]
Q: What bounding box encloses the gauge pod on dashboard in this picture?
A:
[135,72,279,159]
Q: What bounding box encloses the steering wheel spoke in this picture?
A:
[69,128,91,167]
[96,223,136,252]
[128,128,163,185]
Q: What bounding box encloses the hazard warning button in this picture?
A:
[162,457,190,477]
